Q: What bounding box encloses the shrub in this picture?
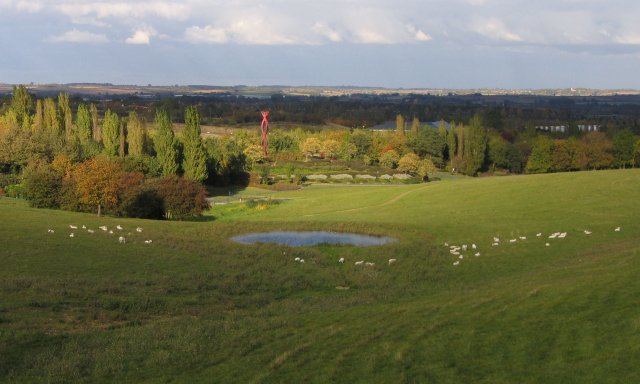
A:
[121,187,165,220]
[151,176,209,220]
[23,160,63,208]
[397,153,420,174]
[379,150,400,169]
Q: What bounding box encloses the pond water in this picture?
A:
[231,231,395,247]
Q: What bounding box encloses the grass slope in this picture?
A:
[1,169,639,383]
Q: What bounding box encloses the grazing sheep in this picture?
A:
[549,232,559,239]
[453,261,460,266]
[388,258,396,265]
[462,245,468,251]
[299,259,305,263]
[472,244,477,250]
[118,236,126,244]
[458,255,464,259]
[519,236,527,240]
[509,239,517,243]
[584,230,592,235]
[545,243,550,247]
[295,257,300,261]
[136,227,143,232]
[144,240,152,244]
[339,257,345,263]
[47,229,54,233]
[615,227,621,232]
[493,237,500,243]
[355,261,364,266]
[536,233,542,237]
[492,242,499,246]
[116,225,123,230]
[82,225,86,229]
[474,252,481,257]
[365,262,375,266]
[87,229,95,234]
[444,242,449,247]
[69,233,74,238]
[99,226,108,231]
[69,225,77,229]
[558,232,567,239]
[451,251,460,256]
[109,230,114,234]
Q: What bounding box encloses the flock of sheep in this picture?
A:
[447,226,623,266]
[47,224,152,245]
[288,251,397,267]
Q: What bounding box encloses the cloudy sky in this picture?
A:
[1,0,640,88]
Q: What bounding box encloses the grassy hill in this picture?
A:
[1,169,639,383]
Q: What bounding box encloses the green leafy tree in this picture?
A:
[23,160,63,208]
[397,152,420,174]
[379,149,400,169]
[181,106,208,182]
[153,109,179,176]
[462,115,487,176]
[75,104,92,146]
[102,109,120,156]
[583,132,613,170]
[58,93,73,140]
[90,103,100,142]
[526,135,553,173]
[407,126,446,164]
[10,85,32,127]
[417,158,437,181]
[447,123,457,167]
[349,129,374,159]
[119,121,126,158]
[612,129,636,168]
[411,116,420,134]
[127,111,147,157]
[33,99,44,133]
[395,114,405,137]
[43,98,61,137]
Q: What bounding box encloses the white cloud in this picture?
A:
[55,1,189,21]
[46,28,109,43]
[473,18,522,42]
[312,22,342,43]
[126,27,156,44]
[184,25,228,44]
[407,25,432,42]
[613,34,640,45]
[15,0,42,12]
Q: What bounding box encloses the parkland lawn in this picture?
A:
[1,169,639,383]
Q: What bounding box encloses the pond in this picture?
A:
[231,231,396,247]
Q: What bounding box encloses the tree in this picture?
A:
[127,111,147,157]
[153,109,179,176]
[102,110,120,156]
[395,114,405,137]
[244,144,266,166]
[397,152,420,174]
[119,121,126,158]
[462,115,487,176]
[551,139,573,172]
[379,150,400,169]
[349,129,373,159]
[23,160,63,208]
[43,98,61,137]
[181,106,208,182]
[33,99,44,133]
[583,132,613,170]
[10,85,32,127]
[72,157,123,216]
[301,137,322,160]
[411,116,420,134]
[417,158,437,181]
[526,135,553,173]
[407,126,446,164]
[612,129,636,168]
[634,139,640,167]
[321,139,340,160]
[90,103,100,142]
[151,175,209,219]
[58,93,73,140]
[75,104,92,146]
[447,124,457,167]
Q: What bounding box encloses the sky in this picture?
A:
[2,0,640,89]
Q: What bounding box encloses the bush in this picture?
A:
[379,150,400,169]
[23,161,63,208]
[121,187,165,219]
[151,176,209,220]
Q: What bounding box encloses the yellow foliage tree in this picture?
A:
[73,157,122,216]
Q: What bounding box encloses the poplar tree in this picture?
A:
[126,111,146,156]
[153,109,178,176]
[447,122,457,164]
[10,85,32,127]
[58,93,73,140]
[181,106,207,182]
[43,98,61,136]
[119,121,126,158]
[411,116,420,133]
[33,99,44,133]
[90,103,101,142]
[463,114,487,176]
[75,104,92,146]
[102,109,120,156]
[395,114,405,137]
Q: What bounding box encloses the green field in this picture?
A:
[1,169,639,383]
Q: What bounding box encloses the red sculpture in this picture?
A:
[260,110,270,155]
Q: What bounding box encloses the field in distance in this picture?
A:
[1,169,639,383]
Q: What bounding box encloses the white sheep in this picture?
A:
[472,244,477,250]
[583,230,592,235]
[108,230,113,234]
[144,240,152,244]
[453,261,460,266]
[388,258,396,265]
[474,252,481,257]
[614,227,621,232]
[519,236,527,240]
[493,237,500,243]
[294,257,300,261]
[558,232,567,239]
[459,255,464,259]
[118,236,126,244]
[136,227,143,232]
[509,239,517,243]
[87,229,95,234]
[355,261,364,266]
[462,245,468,251]
[69,233,74,238]
[536,233,542,237]
[365,262,375,266]
[339,257,345,263]
[444,242,449,247]
[82,225,86,229]
[47,229,54,233]
[492,242,499,246]
[116,225,123,230]
[69,225,77,229]
[299,259,305,263]
[545,243,550,247]
[99,226,108,231]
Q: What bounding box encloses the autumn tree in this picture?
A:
[321,139,340,160]
[58,93,73,140]
[583,132,613,170]
[301,137,322,160]
[181,106,207,182]
[411,116,420,134]
[462,115,487,176]
[153,108,178,176]
[43,98,61,137]
[395,114,405,137]
[612,129,636,168]
[397,152,420,174]
[127,111,147,157]
[33,99,44,133]
[417,158,437,181]
[10,85,32,127]
[72,156,123,216]
[379,149,400,168]
[90,103,101,142]
[102,109,120,156]
[151,175,209,220]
